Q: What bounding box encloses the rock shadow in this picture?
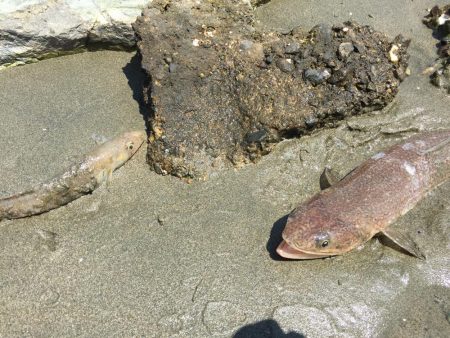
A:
[267,214,289,261]
[251,0,272,8]
[233,319,304,338]
[122,52,151,133]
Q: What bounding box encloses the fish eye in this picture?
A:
[126,142,134,150]
[315,232,330,249]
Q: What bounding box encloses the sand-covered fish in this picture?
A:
[0,131,146,221]
[277,130,450,260]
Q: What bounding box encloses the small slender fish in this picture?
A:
[0,131,146,221]
[277,130,450,260]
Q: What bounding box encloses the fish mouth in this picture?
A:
[276,240,336,260]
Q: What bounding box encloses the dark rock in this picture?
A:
[422,5,450,32]
[423,5,450,92]
[265,54,274,64]
[438,20,450,42]
[304,68,331,85]
[246,129,268,143]
[133,1,410,179]
[328,68,353,86]
[276,58,295,73]
[430,59,450,94]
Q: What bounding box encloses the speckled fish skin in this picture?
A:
[277,130,450,259]
[0,131,146,221]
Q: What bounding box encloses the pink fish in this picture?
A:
[277,130,450,259]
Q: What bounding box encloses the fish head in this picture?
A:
[110,130,147,167]
[277,199,362,259]
[91,130,147,171]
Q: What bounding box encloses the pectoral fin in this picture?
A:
[105,169,113,187]
[381,227,425,259]
[320,166,357,190]
[95,168,113,188]
[320,166,341,190]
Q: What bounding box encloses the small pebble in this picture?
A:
[304,68,330,85]
[338,42,354,58]
[157,215,166,226]
[265,54,274,64]
[389,44,400,62]
[276,58,295,73]
[285,42,300,54]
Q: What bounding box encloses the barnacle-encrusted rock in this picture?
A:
[134,0,410,179]
[423,5,450,93]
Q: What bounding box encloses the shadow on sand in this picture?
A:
[233,319,304,338]
[266,214,289,261]
[122,52,151,132]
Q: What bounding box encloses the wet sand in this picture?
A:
[0,0,449,337]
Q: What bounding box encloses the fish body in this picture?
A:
[0,131,146,221]
[277,130,450,259]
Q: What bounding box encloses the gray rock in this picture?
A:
[304,68,331,85]
[276,58,295,73]
[0,0,148,69]
[284,42,300,54]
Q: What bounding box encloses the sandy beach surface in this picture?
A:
[1,1,449,337]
